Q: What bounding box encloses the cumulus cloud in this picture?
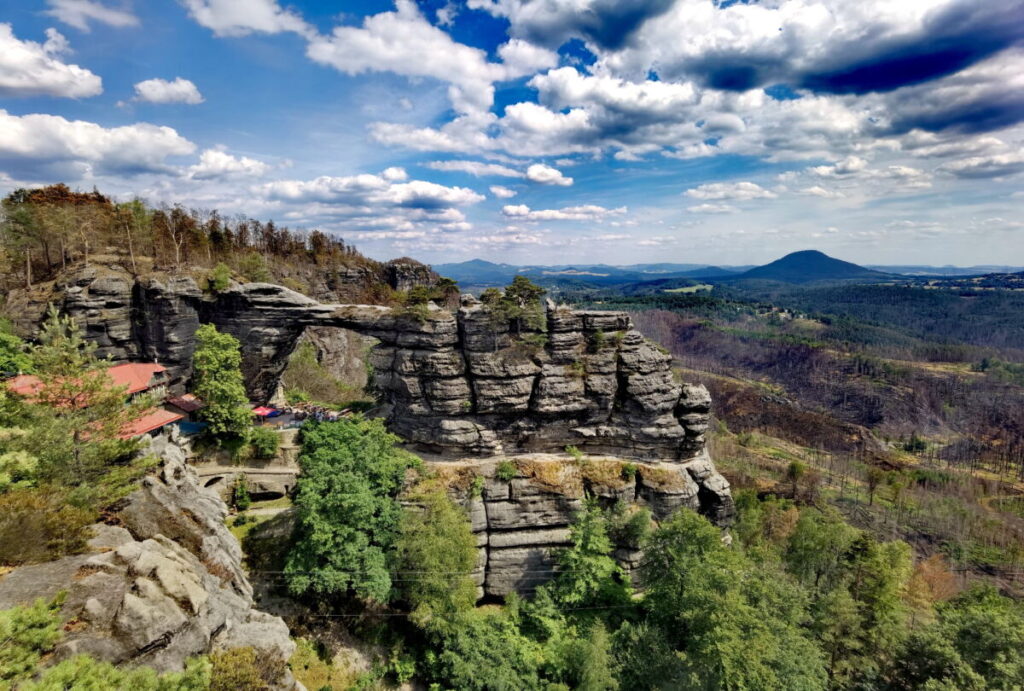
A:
[525,163,573,186]
[181,0,311,37]
[132,77,204,105]
[490,185,517,198]
[939,151,1024,178]
[428,160,522,177]
[0,109,195,179]
[187,148,269,180]
[601,0,1024,94]
[469,0,675,51]
[501,203,625,221]
[44,0,139,32]
[0,24,102,98]
[259,171,483,210]
[687,203,737,214]
[799,186,846,199]
[307,1,548,115]
[685,181,777,201]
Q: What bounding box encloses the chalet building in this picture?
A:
[6,362,200,439]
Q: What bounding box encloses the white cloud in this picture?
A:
[0,24,102,98]
[496,38,559,77]
[0,109,195,178]
[685,181,777,201]
[799,186,845,199]
[132,77,204,105]
[307,1,508,114]
[187,148,269,180]
[181,0,311,37]
[525,163,573,186]
[428,160,522,177]
[490,185,517,198]
[44,1,139,32]
[938,151,1024,179]
[809,156,869,177]
[259,171,483,209]
[687,203,737,214]
[501,203,625,221]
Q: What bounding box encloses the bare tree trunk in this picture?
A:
[25,250,31,288]
[123,218,137,273]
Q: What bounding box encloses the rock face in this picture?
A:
[0,435,295,684]
[429,451,733,597]
[11,267,713,464]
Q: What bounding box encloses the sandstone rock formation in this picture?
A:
[430,452,733,597]
[10,267,715,464]
[0,434,295,685]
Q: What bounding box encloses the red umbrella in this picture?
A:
[252,406,275,417]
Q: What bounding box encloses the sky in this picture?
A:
[0,0,1022,267]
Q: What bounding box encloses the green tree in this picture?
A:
[207,262,232,291]
[641,509,827,691]
[548,501,631,610]
[285,418,419,603]
[192,324,251,439]
[395,487,478,628]
[0,319,33,375]
[785,507,860,591]
[25,306,145,485]
[424,607,542,691]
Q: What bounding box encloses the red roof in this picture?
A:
[7,363,167,399]
[119,408,184,439]
[7,374,44,397]
[106,363,167,395]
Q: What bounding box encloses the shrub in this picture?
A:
[565,445,585,463]
[588,330,607,353]
[249,426,279,460]
[0,487,95,565]
[210,647,285,691]
[238,251,270,282]
[621,463,638,480]
[208,262,232,292]
[496,460,517,482]
[232,476,252,512]
[0,596,63,684]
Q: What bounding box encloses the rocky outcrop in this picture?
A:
[429,451,733,597]
[11,267,714,465]
[0,435,295,684]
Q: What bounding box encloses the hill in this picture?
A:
[737,250,893,283]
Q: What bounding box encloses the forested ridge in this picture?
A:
[0,183,427,304]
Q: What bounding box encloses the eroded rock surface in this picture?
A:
[13,268,714,463]
[428,451,733,597]
[0,439,295,684]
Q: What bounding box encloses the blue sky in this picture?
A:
[1,0,1022,266]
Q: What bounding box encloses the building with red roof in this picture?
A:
[6,362,183,439]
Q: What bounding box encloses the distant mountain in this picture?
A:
[433,259,734,288]
[737,250,893,284]
[432,259,520,285]
[866,265,1024,276]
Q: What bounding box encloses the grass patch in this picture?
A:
[515,459,583,496]
[580,460,631,489]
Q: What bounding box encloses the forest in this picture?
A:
[571,283,1024,594]
[0,184,418,304]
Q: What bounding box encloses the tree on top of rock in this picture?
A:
[192,324,251,440]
